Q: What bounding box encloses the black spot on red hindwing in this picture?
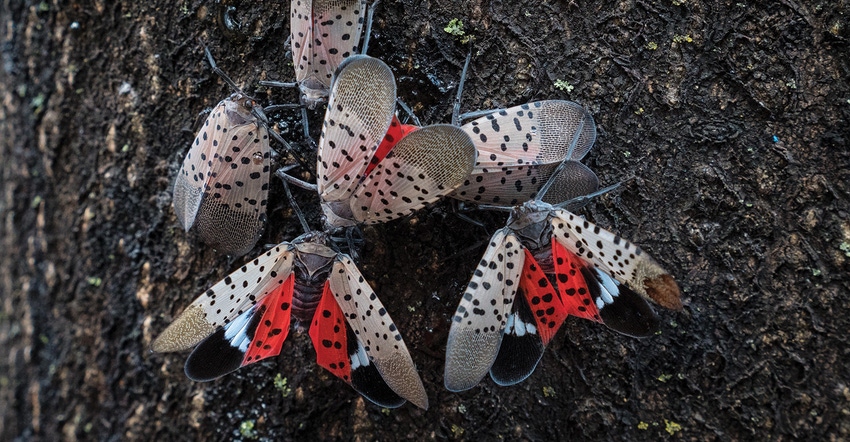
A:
[241,274,295,365]
[309,282,352,383]
[551,240,601,323]
[519,249,567,345]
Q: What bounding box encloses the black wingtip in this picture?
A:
[599,286,661,338]
[184,328,245,382]
[489,333,545,386]
[350,364,407,408]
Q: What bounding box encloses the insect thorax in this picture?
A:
[224,93,259,125]
[290,236,338,325]
[507,201,557,270]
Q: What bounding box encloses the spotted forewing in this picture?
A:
[453,100,598,206]
[322,255,428,408]
[317,55,396,203]
[550,208,683,311]
[350,124,478,224]
[173,93,270,257]
[444,229,525,392]
[291,0,369,108]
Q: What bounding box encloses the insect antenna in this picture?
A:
[451,50,517,124]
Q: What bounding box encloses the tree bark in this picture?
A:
[2,0,849,440]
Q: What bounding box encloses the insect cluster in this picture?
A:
[154,0,683,411]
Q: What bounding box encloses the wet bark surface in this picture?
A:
[2,0,849,440]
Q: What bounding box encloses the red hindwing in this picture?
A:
[551,240,602,322]
[242,274,295,365]
[309,281,352,383]
[519,249,569,345]
[366,115,419,176]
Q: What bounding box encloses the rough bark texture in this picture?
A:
[2,0,849,440]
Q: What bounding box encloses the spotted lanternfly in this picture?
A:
[316,55,477,228]
[289,0,369,108]
[173,92,271,258]
[152,231,429,409]
[452,100,600,206]
[444,195,682,392]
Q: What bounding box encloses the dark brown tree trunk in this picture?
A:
[2,0,848,440]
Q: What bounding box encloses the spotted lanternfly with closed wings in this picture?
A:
[452,100,599,207]
[173,88,271,258]
[152,231,429,409]
[288,0,369,108]
[316,55,477,228]
[444,178,682,391]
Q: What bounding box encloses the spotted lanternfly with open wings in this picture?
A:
[173,93,271,257]
[444,198,682,391]
[452,100,599,206]
[316,55,477,228]
[290,0,369,108]
[152,231,428,409]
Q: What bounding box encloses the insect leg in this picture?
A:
[203,45,242,93]
[552,183,623,210]
[277,170,312,234]
[258,80,299,88]
[361,0,381,55]
[300,107,317,149]
[451,50,472,126]
[396,99,421,126]
[274,167,317,192]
